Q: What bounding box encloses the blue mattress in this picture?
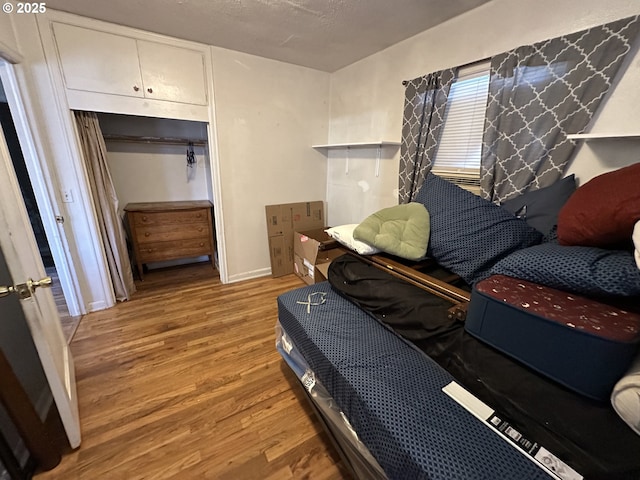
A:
[466,275,640,401]
[277,282,551,480]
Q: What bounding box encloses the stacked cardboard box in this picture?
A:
[293,228,344,285]
[265,201,324,277]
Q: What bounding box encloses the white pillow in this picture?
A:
[611,352,640,436]
[633,220,640,269]
[325,224,380,255]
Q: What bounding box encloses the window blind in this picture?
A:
[432,62,490,180]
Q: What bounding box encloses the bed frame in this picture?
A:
[348,252,471,320]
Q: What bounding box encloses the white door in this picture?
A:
[0,118,80,448]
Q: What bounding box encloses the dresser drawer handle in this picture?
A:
[196,213,202,218]
[198,227,203,232]
[199,242,204,247]
[147,248,153,253]
[144,232,150,237]
[142,216,148,221]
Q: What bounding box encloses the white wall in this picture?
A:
[106,143,210,207]
[0,14,21,63]
[326,0,640,226]
[97,114,211,210]
[210,46,330,282]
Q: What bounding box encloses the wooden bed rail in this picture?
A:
[349,252,471,305]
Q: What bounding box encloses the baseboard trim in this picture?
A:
[87,300,108,312]
[227,267,272,283]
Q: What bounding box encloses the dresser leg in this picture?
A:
[137,261,144,281]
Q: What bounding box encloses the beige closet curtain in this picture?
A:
[74,111,135,301]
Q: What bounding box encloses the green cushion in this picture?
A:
[354,203,430,260]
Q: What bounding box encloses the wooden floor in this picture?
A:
[46,266,82,343]
[34,263,351,480]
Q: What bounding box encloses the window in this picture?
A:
[432,61,490,193]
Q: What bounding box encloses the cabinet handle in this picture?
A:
[147,87,153,94]
[133,85,140,92]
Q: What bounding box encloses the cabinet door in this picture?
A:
[137,40,208,105]
[53,23,144,98]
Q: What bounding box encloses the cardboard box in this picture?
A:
[267,235,290,277]
[265,201,324,277]
[293,228,343,285]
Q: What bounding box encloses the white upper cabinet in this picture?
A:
[53,23,144,98]
[52,22,208,106]
[136,40,207,105]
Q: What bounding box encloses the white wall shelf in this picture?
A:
[312,141,401,176]
[566,132,640,140]
[312,141,401,149]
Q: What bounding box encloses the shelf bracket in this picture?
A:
[375,145,381,177]
[345,147,350,175]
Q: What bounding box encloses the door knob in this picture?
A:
[28,277,53,290]
[0,285,17,298]
[0,276,52,299]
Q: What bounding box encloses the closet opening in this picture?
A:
[93,112,218,292]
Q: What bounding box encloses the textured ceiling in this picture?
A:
[44,0,490,72]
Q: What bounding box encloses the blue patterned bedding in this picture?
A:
[277,282,550,480]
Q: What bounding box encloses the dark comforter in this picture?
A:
[327,253,640,480]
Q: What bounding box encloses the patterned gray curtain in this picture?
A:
[481,15,640,203]
[398,69,456,203]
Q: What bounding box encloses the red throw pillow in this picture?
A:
[558,162,640,247]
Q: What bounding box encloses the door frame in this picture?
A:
[0,63,84,316]
[0,114,80,449]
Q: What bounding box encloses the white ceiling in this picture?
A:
[45,0,491,72]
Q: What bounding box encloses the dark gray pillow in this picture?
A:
[501,175,576,236]
[414,173,543,284]
[491,243,640,297]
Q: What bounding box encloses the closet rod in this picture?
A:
[102,134,207,146]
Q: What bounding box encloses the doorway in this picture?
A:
[0,101,82,466]
[0,78,80,342]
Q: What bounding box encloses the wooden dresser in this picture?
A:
[124,201,215,280]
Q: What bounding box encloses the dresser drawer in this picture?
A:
[137,238,212,263]
[124,201,215,280]
[132,209,209,227]
[136,223,210,244]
